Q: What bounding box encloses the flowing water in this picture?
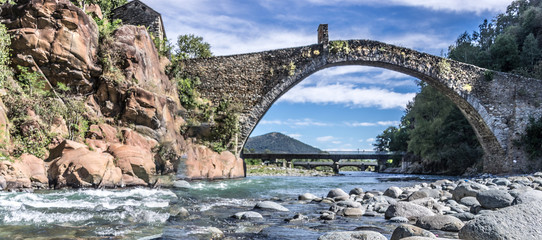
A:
[0,172,455,239]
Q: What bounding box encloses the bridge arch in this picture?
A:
[180,40,542,174]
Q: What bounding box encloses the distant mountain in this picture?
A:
[244,132,322,153]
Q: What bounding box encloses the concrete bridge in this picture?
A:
[180,25,542,174]
[241,151,390,173]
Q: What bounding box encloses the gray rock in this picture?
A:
[408,190,430,201]
[390,224,436,240]
[452,182,489,201]
[320,211,336,220]
[452,212,476,221]
[460,196,480,207]
[349,187,364,195]
[385,202,435,220]
[476,189,514,209]
[459,201,542,240]
[172,180,191,188]
[254,201,289,212]
[493,178,511,186]
[285,213,308,223]
[327,188,350,200]
[232,211,264,220]
[299,193,318,201]
[336,200,362,208]
[318,231,387,240]
[389,216,409,223]
[384,186,403,198]
[363,211,377,217]
[415,215,465,232]
[512,190,542,205]
[341,207,365,216]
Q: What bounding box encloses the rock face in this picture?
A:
[1,0,101,92]
[385,202,435,220]
[111,25,174,97]
[0,0,245,190]
[459,201,542,240]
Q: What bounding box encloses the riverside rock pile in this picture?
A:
[234,173,542,240]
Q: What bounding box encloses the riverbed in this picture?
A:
[0,172,454,239]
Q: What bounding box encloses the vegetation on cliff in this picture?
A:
[169,34,240,153]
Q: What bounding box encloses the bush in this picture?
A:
[519,116,542,160]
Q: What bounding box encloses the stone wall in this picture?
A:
[180,40,542,174]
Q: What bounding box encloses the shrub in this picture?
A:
[519,116,542,160]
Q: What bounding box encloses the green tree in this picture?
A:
[174,34,212,60]
[405,84,482,174]
[521,33,541,66]
[490,34,521,71]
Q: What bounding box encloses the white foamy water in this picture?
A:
[0,188,177,227]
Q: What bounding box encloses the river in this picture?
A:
[0,172,455,239]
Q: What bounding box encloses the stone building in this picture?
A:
[111,0,167,42]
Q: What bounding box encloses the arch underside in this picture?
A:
[241,60,503,167]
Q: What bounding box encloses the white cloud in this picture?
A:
[366,138,376,142]
[288,133,302,139]
[332,141,342,144]
[317,136,336,142]
[259,118,332,127]
[279,84,415,109]
[300,0,510,14]
[345,121,400,127]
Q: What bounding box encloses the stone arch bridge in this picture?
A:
[180,32,542,174]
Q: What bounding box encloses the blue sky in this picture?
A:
[141,0,512,151]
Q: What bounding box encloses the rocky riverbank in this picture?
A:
[247,165,335,176]
[223,173,542,239]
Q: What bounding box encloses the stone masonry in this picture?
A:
[111,0,166,42]
[180,34,542,174]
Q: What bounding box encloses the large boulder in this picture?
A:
[512,190,542,205]
[107,143,155,184]
[17,153,48,186]
[415,215,464,232]
[476,189,514,209]
[384,186,403,198]
[179,144,244,179]
[390,224,436,240]
[385,201,435,220]
[318,231,387,240]
[459,201,542,240]
[48,148,122,188]
[327,188,350,200]
[1,0,101,92]
[452,182,489,201]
